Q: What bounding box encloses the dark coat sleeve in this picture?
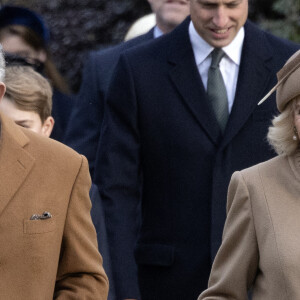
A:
[63,31,154,177]
[94,53,142,299]
[62,52,105,176]
[50,89,73,143]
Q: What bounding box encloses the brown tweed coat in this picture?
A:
[0,113,108,299]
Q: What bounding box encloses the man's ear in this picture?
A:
[41,116,54,137]
[0,82,6,101]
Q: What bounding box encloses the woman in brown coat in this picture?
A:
[199,50,300,300]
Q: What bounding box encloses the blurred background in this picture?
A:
[1,0,299,93]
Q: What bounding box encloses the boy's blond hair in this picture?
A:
[4,65,52,122]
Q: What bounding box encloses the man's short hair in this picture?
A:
[4,65,53,122]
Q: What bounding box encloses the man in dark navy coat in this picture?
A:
[94,0,300,299]
[63,0,190,177]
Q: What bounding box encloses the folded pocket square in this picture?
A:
[30,211,52,220]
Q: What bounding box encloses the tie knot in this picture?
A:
[210,48,225,68]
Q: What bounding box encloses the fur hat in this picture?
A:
[258,49,300,112]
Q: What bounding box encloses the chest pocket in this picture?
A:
[23,217,56,234]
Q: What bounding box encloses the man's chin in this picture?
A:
[204,35,234,48]
[162,14,188,28]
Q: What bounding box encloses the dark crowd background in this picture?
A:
[1,0,299,93]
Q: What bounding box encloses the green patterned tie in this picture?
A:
[207,48,229,133]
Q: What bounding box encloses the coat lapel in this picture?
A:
[221,21,274,149]
[168,18,222,145]
[0,113,35,217]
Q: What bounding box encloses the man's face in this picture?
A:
[148,0,190,33]
[190,0,248,48]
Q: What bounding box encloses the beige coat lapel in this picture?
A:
[0,113,35,217]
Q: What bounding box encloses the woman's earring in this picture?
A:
[293,127,298,141]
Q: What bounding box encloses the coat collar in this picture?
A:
[0,113,35,217]
[220,21,274,149]
[167,17,222,145]
[167,18,275,146]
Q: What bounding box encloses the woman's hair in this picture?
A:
[0,25,70,94]
[267,95,300,156]
[4,65,53,122]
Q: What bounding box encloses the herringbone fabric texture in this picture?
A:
[207,48,229,133]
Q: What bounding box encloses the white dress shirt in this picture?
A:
[154,26,164,38]
[189,21,244,113]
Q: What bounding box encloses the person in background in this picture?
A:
[0,5,73,142]
[199,49,300,300]
[63,0,190,177]
[0,65,54,137]
[0,46,108,299]
[94,0,300,299]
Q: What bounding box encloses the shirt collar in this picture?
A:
[189,21,245,66]
[154,25,164,38]
[223,26,244,66]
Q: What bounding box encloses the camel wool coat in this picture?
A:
[0,113,108,299]
[199,151,300,300]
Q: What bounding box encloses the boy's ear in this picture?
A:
[37,49,47,63]
[41,116,54,137]
[0,82,6,101]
